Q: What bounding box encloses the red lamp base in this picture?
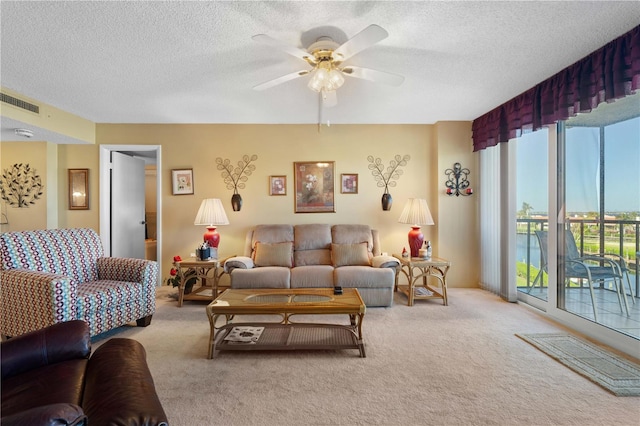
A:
[408,226,424,258]
[203,226,220,248]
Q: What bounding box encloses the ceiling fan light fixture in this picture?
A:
[308,73,324,92]
[308,62,345,93]
[328,69,344,89]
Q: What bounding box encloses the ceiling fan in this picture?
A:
[252,24,404,108]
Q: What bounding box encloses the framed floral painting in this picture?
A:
[293,161,335,213]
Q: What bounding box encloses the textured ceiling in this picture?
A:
[1,1,639,129]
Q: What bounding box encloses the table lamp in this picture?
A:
[398,198,434,257]
[194,198,229,248]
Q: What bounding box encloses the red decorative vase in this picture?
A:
[408,226,424,258]
[204,226,220,248]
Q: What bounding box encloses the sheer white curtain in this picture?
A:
[480,144,518,301]
[479,146,501,294]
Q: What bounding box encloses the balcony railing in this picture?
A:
[516,218,639,295]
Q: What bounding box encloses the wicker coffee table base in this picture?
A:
[206,289,366,359]
[209,320,365,359]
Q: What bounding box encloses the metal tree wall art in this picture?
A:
[367,154,410,210]
[215,155,258,211]
[0,163,44,207]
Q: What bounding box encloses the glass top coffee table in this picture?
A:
[206,288,366,359]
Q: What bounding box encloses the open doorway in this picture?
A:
[99,145,162,285]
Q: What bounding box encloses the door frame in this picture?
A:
[99,145,162,285]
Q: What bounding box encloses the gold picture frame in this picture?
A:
[68,169,89,210]
[340,173,358,194]
[171,168,194,195]
[293,161,335,213]
[269,175,287,196]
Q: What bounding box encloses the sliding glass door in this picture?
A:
[515,93,639,352]
[516,129,549,305]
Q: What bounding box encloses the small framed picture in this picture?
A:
[171,169,194,195]
[269,175,287,196]
[341,173,358,194]
[68,168,89,210]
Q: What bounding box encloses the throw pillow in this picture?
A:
[253,242,294,267]
[331,242,371,267]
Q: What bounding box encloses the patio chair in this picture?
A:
[533,230,629,322]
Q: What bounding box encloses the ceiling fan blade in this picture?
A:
[253,70,310,91]
[252,34,313,63]
[333,24,388,62]
[322,90,338,108]
[341,66,405,86]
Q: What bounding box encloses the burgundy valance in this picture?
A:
[472,25,640,151]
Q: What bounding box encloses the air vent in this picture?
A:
[0,92,40,114]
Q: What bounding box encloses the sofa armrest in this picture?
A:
[372,255,400,269]
[97,257,158,285]
[1,320,90,380]
[83,338,168,426]
[0,403,87,426]
[224,256,255,273]
[0,270,78,337]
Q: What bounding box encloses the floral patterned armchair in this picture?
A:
[0,228,158,337]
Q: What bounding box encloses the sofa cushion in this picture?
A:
[331,243,371,267]
[294,249,332,266]
[294,224,332,250]
[231,267,291,289]
[290,265,335,288]
[253,242,294,267]
[293,224,332,266]
[334,266,395,288]
[251,224,294,246]
[331,224,374,251]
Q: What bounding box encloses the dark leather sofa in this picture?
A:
[1,320,168,426]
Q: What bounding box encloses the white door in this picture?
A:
[111,151,145,258]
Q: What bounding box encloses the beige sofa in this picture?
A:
[223,224,399,307]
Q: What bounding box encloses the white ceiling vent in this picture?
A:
[0,92,40,114]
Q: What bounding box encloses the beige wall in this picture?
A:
[2,122,479,288]
[0,142,49,231]
[435,122,479,287]
[0,142,101,232]
[57,144,100,230]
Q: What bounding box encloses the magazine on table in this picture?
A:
[223,326,264,344]
[415,287,433,296]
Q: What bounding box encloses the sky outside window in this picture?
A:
[517,116,639,215]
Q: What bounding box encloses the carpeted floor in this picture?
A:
[516,333,640,396]
[93,287,640,426]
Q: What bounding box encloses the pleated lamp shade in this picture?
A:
[194,198,229,248]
